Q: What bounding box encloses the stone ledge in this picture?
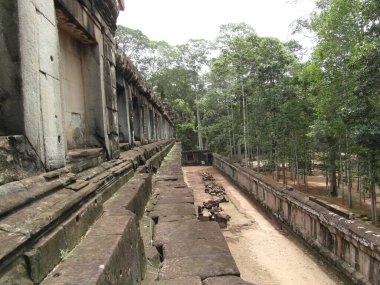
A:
[0,139,174,279]
[214,155,380,285]
[41,210,144,285]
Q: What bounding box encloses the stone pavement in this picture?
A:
[145,143,256,285]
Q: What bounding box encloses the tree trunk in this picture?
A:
[290,158,294,182]
[196,106,203,150]
[368,151,377,224]
[282,160,286,185]
[231,101,236,161]
[241,83,248,167]
[295,151,299,186]
[328,148,338,197]
[339,142,344,204]
[256,145,260,172]
[305,151,308,190]
[358,175,362,206]
[346,129,352,208]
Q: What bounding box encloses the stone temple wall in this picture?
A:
[0,0,175,186]
[0,3,177,283]
[214,154,380,285]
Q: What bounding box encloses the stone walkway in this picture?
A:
[144,143,255,285]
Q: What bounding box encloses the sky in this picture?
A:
[117,0,316,49]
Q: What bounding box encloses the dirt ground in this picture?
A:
[183,166,350,285]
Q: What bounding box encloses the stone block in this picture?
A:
[104,173,151,218]
[159,254,239,280]
[150,204,195,220]
[62,196,103,250]
[0,230,27,262]
[39,72,65,169]
[153,220,224,247]
[162,239,231,259]
[155,196,194,205]
[0,257,33,285]
[157,215,195,223]
[41,211,144,285]
[24,226,67,283]
[37,14,59,79]
[35,0,56,25]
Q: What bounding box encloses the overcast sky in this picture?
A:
[117,0,316,48]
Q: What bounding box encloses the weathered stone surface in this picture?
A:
[155,181,187,189]
[153,175,178,182]
[153,220,224,247]
[155,196,194,205]
[41,211,144,285]
[62,196,103,250]
[104,173,152,218]
[66,180,89,191]
[0,230,27,265]
[0,136,44,186]
[154,187,193,197]
[157,215,196,223]
[152,276,202,285]
[203,276,257,285]
[0,257,33,285]
[163,239,231,259]
[0,188,74,237]
[150,204,195,220]
[24,226,67,283]
[159,254,240,280]
[0,174,76,217]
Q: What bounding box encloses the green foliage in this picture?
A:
[176,123,197,151]
[117,13,379,213]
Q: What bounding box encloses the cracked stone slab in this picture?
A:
[153,220,224,247]
[203,276,257,285]
[159,254,240,280]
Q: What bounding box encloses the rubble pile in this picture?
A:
[198,172,231,228]
[201,172,215,181]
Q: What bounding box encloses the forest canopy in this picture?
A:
[116,0,380,222]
